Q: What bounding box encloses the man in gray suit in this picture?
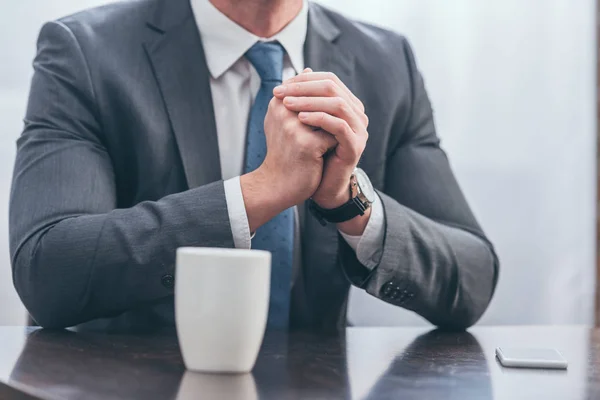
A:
[10,0,498,332]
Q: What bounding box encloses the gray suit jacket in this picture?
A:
[10,0,499,332]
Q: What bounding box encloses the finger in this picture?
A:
[274,79,342,98]
[312,128,338,152]
[298,122,337,154]
[284,68,313,82]
[281,71,360,111]
[280,68,313,87]
[298,112,361,162]
[285,72,364,113]
[280,72,368,127]
[283,96,364,133]
[273,80,363,118]
[275,68,319,98]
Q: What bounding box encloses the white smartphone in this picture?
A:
[495,347,568,369]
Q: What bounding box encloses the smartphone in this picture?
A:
[495,347,568,369]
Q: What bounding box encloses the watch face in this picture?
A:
[354,168,376,203]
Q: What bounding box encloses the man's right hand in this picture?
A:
[241,97,336,232]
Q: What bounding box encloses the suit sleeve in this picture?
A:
[9,21,234,329]
[339,37,499,330]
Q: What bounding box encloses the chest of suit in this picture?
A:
[71,2,414,330]
[92,16,410,211]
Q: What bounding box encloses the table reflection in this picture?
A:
[253,330,351,398]
[176,371,257,400]
[6,327,496,400]
[9,328,184,399]
[349,329,493,400]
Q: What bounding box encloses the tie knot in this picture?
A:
[245,41,285,83]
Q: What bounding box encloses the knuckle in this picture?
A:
[277,109,287,121]
[358,100,366,113]
[335,97,348,114]
[282,118,296,133]
[336,119,349,134]
[268,97,277,110]
[278,104,290,118]
[363,113,370,127]
[268,100,281,115]
[297,135,312,150]
[349,141,362,159]
[325,80,337,96]
[326,72,338,82]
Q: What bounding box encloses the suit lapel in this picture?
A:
[143,0,352,330]
[300,4,355,331]
[143,0,221,189]
[304,4,355,90]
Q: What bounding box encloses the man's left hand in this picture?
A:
[273,70,371,235]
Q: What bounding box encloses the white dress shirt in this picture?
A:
[191,0,384,268]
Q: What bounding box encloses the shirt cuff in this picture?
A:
[339,193,385,270]
[223,176,252,249]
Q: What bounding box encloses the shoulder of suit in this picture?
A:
[314,3,409,54]
[314,3,413,78]
[54,0,156,39]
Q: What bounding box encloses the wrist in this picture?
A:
[240,167,289,232]
[312,162,355,209]
[313,192,349,210]
[310,167,375,235]
[312,183,351,210]
[337,207,371,236]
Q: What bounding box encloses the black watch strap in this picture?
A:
[308,197,368,226]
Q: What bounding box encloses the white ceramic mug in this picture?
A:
[175,247,271,373]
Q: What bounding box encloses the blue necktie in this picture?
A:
[244,42,294,330]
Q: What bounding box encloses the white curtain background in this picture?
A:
[0,0,595,326]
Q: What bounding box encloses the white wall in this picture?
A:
[0,0,596,326]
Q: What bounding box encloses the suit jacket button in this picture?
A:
[161,274,174,289]
[381,282,394,297]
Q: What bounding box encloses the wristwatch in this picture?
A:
[308,168,376,226]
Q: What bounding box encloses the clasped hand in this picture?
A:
[273,69,369,210]
[241,69,370,234]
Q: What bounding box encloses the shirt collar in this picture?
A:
[191,0,308,79]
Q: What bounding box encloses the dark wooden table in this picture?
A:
[0,325,595,399]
